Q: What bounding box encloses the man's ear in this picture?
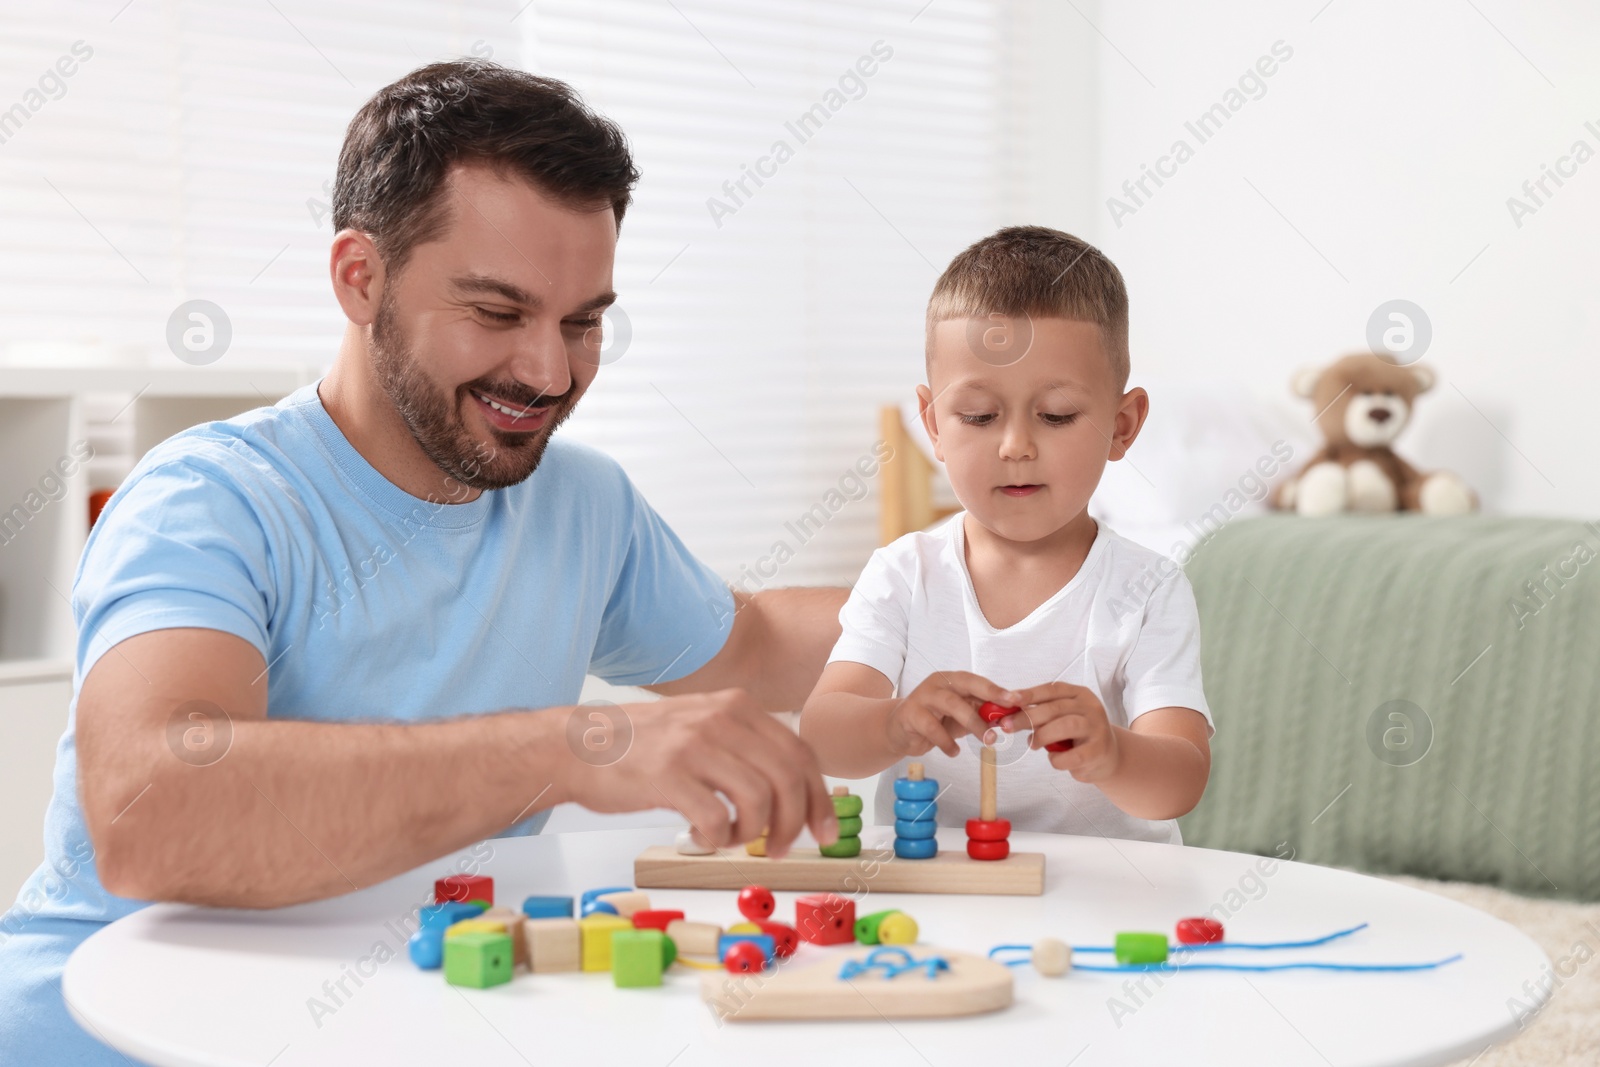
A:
[1108,386,1149,461]
[329,229,386,327]
[915,384,943,463]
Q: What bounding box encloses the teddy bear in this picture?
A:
[1272,352,1477,516]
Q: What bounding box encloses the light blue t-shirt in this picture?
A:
[0,381,735,1063]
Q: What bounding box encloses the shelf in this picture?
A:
[0,658,72,685]
[0,365,313,399]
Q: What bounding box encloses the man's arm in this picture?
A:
[80,627,837,908]
[646,587,848,710]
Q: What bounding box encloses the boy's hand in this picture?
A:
[886,672,1017,759]
[1009,682,1122,782]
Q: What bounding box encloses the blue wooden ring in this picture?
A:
[893,798,938,821]
[893,836,939,860]
[893,778,939,801]
[894,818,938,840]
[581,899,619,916]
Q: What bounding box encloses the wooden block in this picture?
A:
[524,917,580,973]
[594,890,650,917]
[636,845,1044,896]
[665,919,723,957]
[444,931,513,989]
[702,945,1012,1021]
[796,893,855,945]
[612,929,667,988]
[579,914,634,972]
[477,908,528,968]
[435,874,493,906]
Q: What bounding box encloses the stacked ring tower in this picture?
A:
[820,786,863,857]
[966,740,1010,861]
[892,762,939,859]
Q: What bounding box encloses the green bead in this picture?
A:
[611,929,666,988]
[818,835,862,858]
[853,909,899,945]
[831,793,864,818]
[1113,932,1168,965]
[444,931,514,988]
[834,816,863,837]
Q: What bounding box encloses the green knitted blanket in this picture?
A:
[1178,515,1600,901]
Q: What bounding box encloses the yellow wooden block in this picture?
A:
[594,890,650,917]
[525,917,580,973]
[446,918,510,938]
[579,914,634,972]
[727,921,762,935]
[665,919,723,957]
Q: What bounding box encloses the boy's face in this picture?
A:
[918,316,1148,544]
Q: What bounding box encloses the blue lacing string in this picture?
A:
[840,947,951,981]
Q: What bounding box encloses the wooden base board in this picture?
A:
[634,845,1044,896]
[702,945,1013,1020]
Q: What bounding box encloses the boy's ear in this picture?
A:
[1108,386,1149,461]
[915,384,943,462]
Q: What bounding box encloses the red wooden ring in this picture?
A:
[979,702,1021,725]
[966,838,1010,861]
[965,818,1011,842]
[1045,739,1076,753]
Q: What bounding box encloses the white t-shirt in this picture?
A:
[827,513,1212,845]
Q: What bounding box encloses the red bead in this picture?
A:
[965,818,1011,842]
[1176,917,1224,944]
[737,885,776,922]
[795,893,856,945]
[967,838,1010,861]
[1045,738,1076,753]
[979,702,1021,725]
[434,875,493,906]
[723,940,766,973]
[632,909,685,932]
[753,920,799,958]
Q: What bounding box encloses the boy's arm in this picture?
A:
[1092,707,1211,821]
[801,661,1006,778]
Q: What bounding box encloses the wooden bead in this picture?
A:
[1114,932,1169,965]
[877,912,918,945]
[893,837,938,860]
[443,930,513,989]
[795,893,855,945]
[1176,917,1225,944]
[753,920,799,958]
[407,926,444,969]
[831,792,864,818]
[675,828,716,855]
[966,838,1010,861]
[723,940,766,974]
[1032,938,1072,976]
[524,918,581,973]
[737,884,776,922]
[966,818,1012,842]
[435,874,493,906]
[665,919,723,957]
[853,909,898,945]
[595,890,650,918]
[631,909,685,932]
[718,932,775,964]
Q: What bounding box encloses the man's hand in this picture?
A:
[562,688,838,859]
[885,671,1015,759]
[1008,681,1122,782]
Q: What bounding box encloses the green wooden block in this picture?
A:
[818,835,861,858]
[831,792,864,818]
[835,816,863,837]
[612,929,666,988]
[444,930,514,988]
[1113,932,1168,965]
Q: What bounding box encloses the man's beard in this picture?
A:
[370,291,577,493]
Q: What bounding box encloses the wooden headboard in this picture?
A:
[878,405,961,546]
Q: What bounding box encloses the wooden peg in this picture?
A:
[979,745,997,822]
[832,785,848,796]
[908,762,924,782]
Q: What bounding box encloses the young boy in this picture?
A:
[800,226,1212,844]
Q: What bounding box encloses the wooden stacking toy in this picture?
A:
[893,762,938,859]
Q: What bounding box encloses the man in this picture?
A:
[0,61,845,1062]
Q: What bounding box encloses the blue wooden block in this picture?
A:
[894,836,939,860]
[894,818,938,840]
[893,798,938,822]
[718,932,775,964]
[521,894,574,919]
[419,901,485,931]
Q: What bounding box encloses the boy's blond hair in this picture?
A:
[926,226,1130,390]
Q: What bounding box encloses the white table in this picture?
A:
[64,827,1551,1067]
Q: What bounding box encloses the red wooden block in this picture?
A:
[737,884,776,922]
[1176,917,1224,944]
[979,702,1021,725]
[966,838,1010,861]
[753,920,799,958]
[965,818,1011,842]
[632,909,686,932]
[435,875,493,906]
[795,893,855,945]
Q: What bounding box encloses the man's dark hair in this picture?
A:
[333,60,639,276]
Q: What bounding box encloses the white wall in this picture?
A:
[1082,0,1599,518]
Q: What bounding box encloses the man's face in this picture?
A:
[370,162,619,492]
[920,316,1129,543]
